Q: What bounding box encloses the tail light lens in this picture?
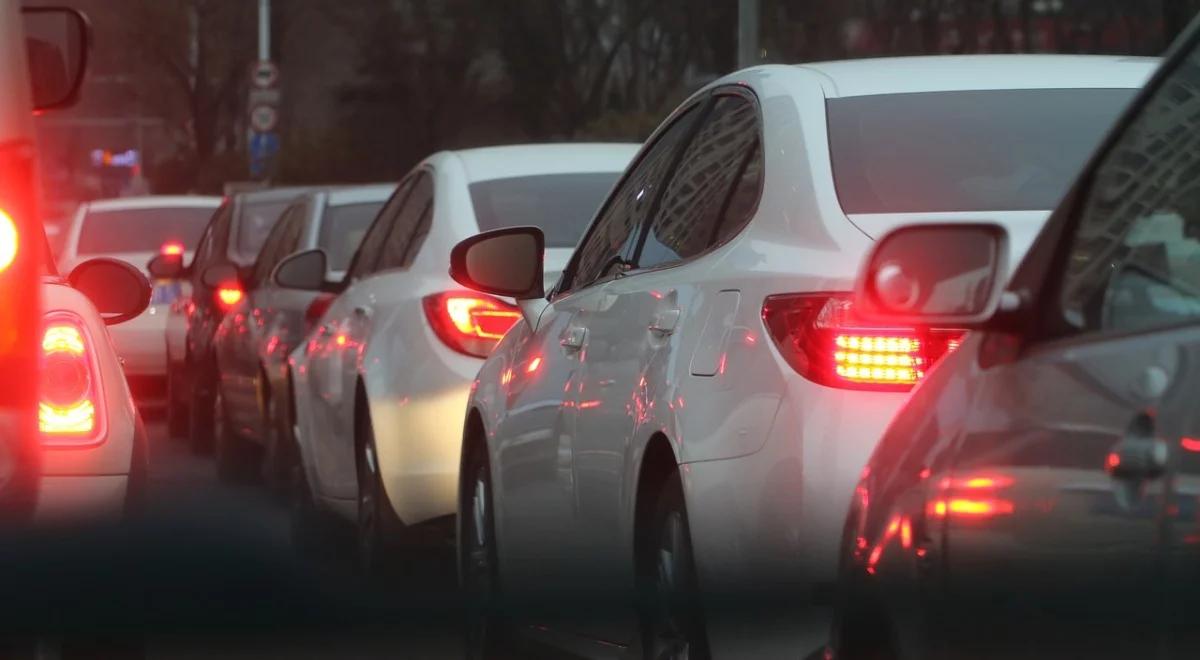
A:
[304,293,335,330]
[423,291,522,358]
[215,284,244,311]
[0,208,16,273]
[39,314,103,444]
[160,241,184,257]
[762,293,963,391]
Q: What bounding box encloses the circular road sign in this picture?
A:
[251,60,280,89]
[250,105,278,132]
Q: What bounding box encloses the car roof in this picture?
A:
[326,184,395,206]
[234,186,321,204]
[83,195,222,211]
[450,143,641,183]
[795,54,1159,98]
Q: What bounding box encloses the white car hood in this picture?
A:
[848,210,1050,273]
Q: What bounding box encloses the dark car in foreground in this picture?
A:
[830,22,1200,660]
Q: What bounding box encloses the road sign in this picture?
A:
[249,131,280,178]
[251,60,279,89]
[250,105,278,132]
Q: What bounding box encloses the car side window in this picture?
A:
[635,94,763,269]
[565,104,703,292]
[1059,44,1200,335]
[376,173,433,272]
[347,177,415,281]
[191,203,231,290]
[252,205,299,286]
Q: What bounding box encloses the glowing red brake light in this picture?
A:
[39,314,103,443]
[0,208,16,273]
[762,293,963,391]
[160,241,184,256]
[216,285,244,311]
[423,291,522,358]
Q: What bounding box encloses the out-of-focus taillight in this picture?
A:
[215,284,244,311]
[762,293,963,391]
[304,293,336,330]
[0,208,16,273]
[39,313,103,444]
[160,241,184,256]
[422,291,522,358]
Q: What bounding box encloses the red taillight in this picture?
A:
[215,285,244,311]
[160,241,184,256]
[422,291,522,358]
[0,208,16,273]
[39,314,103,444]
[304,293,335,329]
[761,293,963,391]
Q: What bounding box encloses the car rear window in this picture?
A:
[234,198,291,261]
[75,206,214,255]
[827,88,1138,214]
[469,172,621,248]
[318,201,385,271]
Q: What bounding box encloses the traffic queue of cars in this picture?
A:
[123,43,1200,660]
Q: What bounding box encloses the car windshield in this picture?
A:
[318,201,384,271]
[469,172,621,248]
[75,206,214,255]
[234,198,291,262]
[827,88,1138,214]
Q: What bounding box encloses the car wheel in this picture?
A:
[214,389,261,484]
[462,442,511,659]
[261,394,294,497]
[355,410,399,575]
[188,368,214,455]
[165,369,187,439]
[639,471,710,660]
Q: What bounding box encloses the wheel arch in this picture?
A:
[632,432,682,569]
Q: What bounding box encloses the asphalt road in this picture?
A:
[130,420,828,659]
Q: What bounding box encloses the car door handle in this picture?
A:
[648,309,681,336]
[1106,436,1169,481]
[561,326,586,351]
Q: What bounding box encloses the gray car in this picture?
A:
[211,184,393,485]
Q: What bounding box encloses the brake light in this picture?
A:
[0,208,16,273]
[216,285,244,311]
[39,314,103,443]
[160,241,184,256]
[304,293,335,329]
[761,293,963,391]
[423,291,522,358]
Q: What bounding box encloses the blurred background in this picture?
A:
[26,0,1200,237]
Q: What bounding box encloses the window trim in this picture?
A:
[373,167,435,276]
[1025,27,1200,347]
[345,172,421,281]
[624,85,765,278]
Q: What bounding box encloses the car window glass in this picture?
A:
[76,206,214,255]
[567,104,702,291]
[319,201,386,271]
[252,204,300,286]
[192,204,230,289]
[377,173,433,272]
[348,177,415,280]
[636,95,761,269]
[398,203,433,267]
[1060,46,1200,334]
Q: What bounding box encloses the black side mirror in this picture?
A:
[200,262,242,290]
[68,258,151,325]
[273,249,328,291]
[855,223,1010,327]
[21,7,90,112]
[450,226,545,300]
[147,253,185,280]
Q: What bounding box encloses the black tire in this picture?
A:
[461,441,512,659]
[261,391,294,497]
[638,471,710,660]
[213,389,261,483]
[354,408,402,575]
[165,368,188,439]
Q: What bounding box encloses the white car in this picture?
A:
[286,144,638,570]
[450,55,1157,658]
[57,196,221,407]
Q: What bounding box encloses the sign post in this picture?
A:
[247,60,279,179]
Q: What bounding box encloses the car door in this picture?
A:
[187,202,232,366]
[931,41,1200,660]
[308,178,415,500]
[566,92,764,641]
[490,103,703,623]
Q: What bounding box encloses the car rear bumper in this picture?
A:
[35,474,127,523]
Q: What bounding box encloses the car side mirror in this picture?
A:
[855,223,1010,326]
[450,226,545,300]
[147,253,185,280]
[200,262,242,290]
[68,258,151,325]
[273,249,328,291]
[21,7,90,112]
